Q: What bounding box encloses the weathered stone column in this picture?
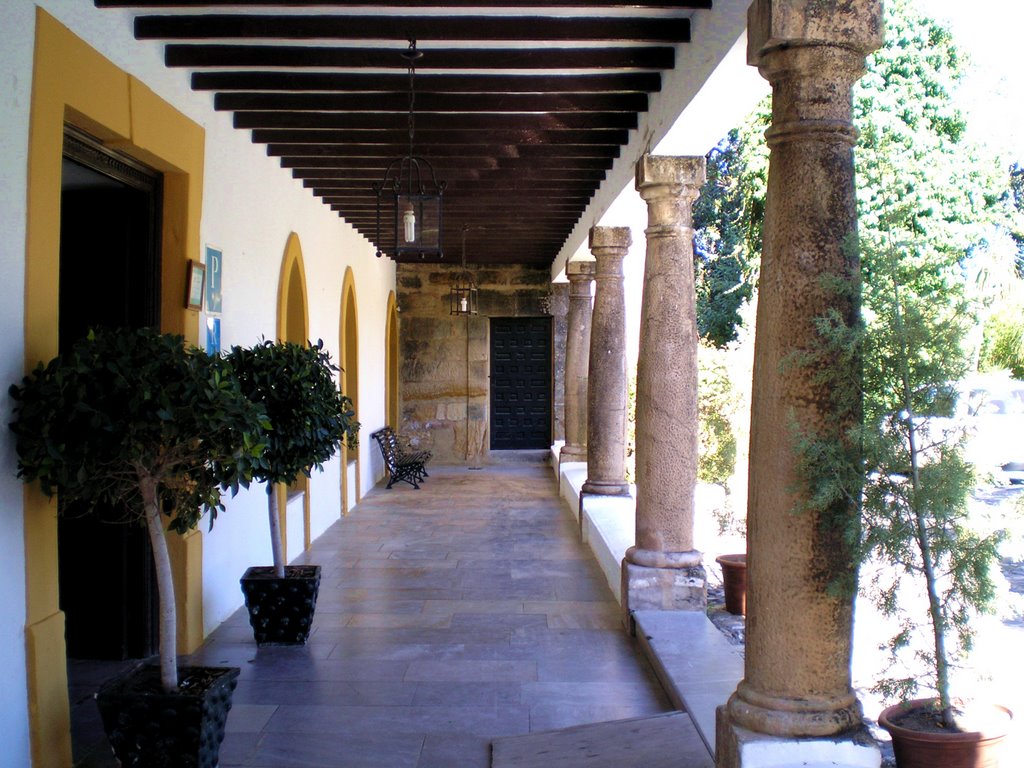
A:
[622,155,706,615]
[581,226,631,496]
[560,260,596,463]
[717,2,883,767]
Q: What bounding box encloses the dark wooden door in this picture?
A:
[490,317,552,450]
[58,128,162,660]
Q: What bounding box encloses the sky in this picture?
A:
[929,0,1024,165]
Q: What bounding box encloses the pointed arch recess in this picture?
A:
[340,267,361,514]
[276,233,313,551]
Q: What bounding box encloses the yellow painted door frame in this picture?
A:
[24,12,206,767]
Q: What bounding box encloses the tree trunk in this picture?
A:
[140,474,178,692]
[268,484,285,579]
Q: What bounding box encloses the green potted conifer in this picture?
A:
[9,327,268,768]
[228,339,358,645]
[794,231,1012,767]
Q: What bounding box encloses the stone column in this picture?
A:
[581,226,631,496]
[717,2,883,767]
[622,155,706,615]
[560,260,596,463]
[550,281,569,445]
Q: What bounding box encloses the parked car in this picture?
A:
[907,374,1024,483]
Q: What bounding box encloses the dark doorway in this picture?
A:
[489,316,552,450]
[58,126,162,661]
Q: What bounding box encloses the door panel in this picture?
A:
[58,129,162,660]
[490,317,552,450]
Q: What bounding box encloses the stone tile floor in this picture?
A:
[72,464,681,767]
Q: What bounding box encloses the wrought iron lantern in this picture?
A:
[449,226,478,316]
[373,40,446,260]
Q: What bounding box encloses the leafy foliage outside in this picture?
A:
[697,344,738,488]
[692,103,768,348]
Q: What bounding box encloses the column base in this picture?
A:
[559,444,587,463]
[581,479,630,496]
[716,705,880,768]
[621,561,707,615]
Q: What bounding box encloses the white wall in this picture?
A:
[0,2,36,763]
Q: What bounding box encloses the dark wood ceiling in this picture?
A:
[94,1,713,266]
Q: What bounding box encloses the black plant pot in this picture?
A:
[240,564,322,645]
[95,663,239,768]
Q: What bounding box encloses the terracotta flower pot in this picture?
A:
[878,698,1013,768]
[715,553,746,616]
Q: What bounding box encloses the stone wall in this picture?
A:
[397,263,564,463]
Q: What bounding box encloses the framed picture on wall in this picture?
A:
[186,260,206,310]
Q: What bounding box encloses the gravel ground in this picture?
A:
[701,481,1024,767]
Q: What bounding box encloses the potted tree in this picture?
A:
[227,339,358,645]
[794,233,1012,767]
[9,327,269,768]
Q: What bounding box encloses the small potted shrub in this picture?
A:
[794,234,1012,767]
[9,327,268,768]
[227,339,358,645]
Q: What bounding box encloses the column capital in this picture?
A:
[588,225,631,252]
[635,154,706,194]
[747,0,884,66]
[565,259,597,280]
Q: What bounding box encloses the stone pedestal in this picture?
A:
[622,563,706,613]
[717,2,884,766]
[623,155,707,616]
[582,226,632,497]
[715,718,881,768]
[560,260,596,464]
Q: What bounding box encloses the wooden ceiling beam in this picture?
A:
[137,15,690,43]
[251,128,629,145]
[216,91,648,113]
[193,71,662,94]
[103,1,709,8]
[293,168,607,183]
[266,143,620,159]
[166,45,674,69]
[279,156,613,171]
[234,111,637,131]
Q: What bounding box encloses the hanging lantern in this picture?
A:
[373,40,445,260]
[449,226,478,316]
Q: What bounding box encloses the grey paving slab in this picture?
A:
[491,712,714,768]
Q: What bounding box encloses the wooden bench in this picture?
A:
[371,427,430,489]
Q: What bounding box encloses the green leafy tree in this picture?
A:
[9,328,268,691]
[693,102,768,347]
[226,339,359,578]
[697,344,738,487]
[854,0,1016,280]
